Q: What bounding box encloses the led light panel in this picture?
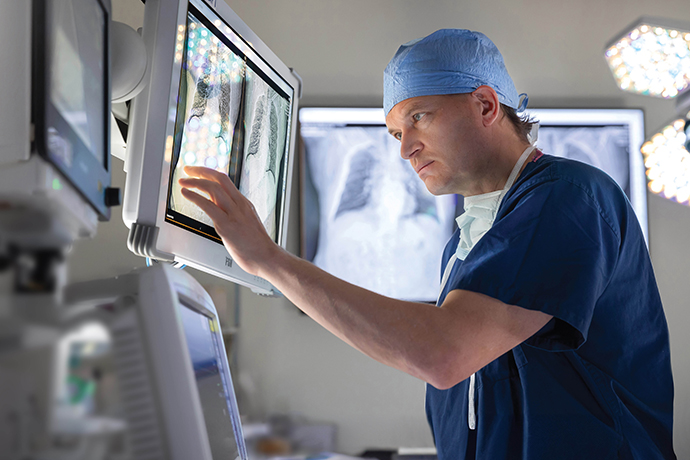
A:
[605,18,690,98]
[641,115,690,205]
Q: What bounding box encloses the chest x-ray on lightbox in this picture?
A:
[300,108,457,303]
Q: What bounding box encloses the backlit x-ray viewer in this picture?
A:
[123,0,302,295]
[65,264,248,460]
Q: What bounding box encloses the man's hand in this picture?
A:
[178,166,279,277]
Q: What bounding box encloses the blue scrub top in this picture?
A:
[427,154,676,459]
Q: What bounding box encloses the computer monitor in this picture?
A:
[65,264,248,460]
[0,0,112,248]
[31,0,112,220]
[299,107,458,302]
[123,0,301,295]
[526,108,648,242]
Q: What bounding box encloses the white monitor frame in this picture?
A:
[526,108,648,243]
[123,0,301,295]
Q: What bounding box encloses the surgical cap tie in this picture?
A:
[517,93,529,113]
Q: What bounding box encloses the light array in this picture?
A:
[641,115,690,205]
[605,20,690,98]
[179,17,244,172]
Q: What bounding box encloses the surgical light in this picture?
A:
[640,114,690,205]
[604,17,690,98]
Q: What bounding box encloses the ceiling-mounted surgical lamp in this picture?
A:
[640,114,690,205]
[604,17,690,100]
[605,17,690,205]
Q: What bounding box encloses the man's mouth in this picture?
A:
[416,161,433,174]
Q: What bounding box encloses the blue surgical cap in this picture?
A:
[383,29,527,116]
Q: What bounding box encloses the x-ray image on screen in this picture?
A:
[301,119,456,302]
[166,6,292,244]
[537,126,631,197]
[169,14,244,228]
[239,67,290,241]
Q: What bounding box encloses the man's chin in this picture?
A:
[423,180,451,196]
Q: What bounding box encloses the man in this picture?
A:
[179,29,676,459]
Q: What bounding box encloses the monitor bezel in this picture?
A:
[124,0,300,294]
[31,0,112,220]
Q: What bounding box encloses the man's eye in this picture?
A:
[393,132,402,140]
[413,113,425,122]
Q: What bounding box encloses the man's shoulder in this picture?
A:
[503,154,630,240]
[515,154,627,206]
[522,154,619,190]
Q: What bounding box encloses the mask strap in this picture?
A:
[502,144,536,194]
[528,123,539,146]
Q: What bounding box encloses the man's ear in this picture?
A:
[472,86,501,127]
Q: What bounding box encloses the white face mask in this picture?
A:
[455,145,536,260]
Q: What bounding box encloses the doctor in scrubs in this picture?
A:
[179,29,676,460]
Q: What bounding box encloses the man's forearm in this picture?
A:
[258,246,444,383]
[179,166,552,389]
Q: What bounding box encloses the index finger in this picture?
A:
[183,166,239,197]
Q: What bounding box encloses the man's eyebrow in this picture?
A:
[402,101,426,118]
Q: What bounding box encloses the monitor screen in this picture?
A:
[49,0,106,166]
[179,301,243,460]
[166,2,292,245]
[299,108,458,302]
[35,0,111,218]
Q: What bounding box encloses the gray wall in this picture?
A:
[74,0,690,455]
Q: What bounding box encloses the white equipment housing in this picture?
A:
[65,264,247,460]
[0,0,113,247]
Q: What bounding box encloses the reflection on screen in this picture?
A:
[167,6,291,243]
[179,303,241,460]
[50,0,105,163]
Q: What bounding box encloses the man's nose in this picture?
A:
[400,132,421,160]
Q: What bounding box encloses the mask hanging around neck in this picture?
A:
[454,145,536,260]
